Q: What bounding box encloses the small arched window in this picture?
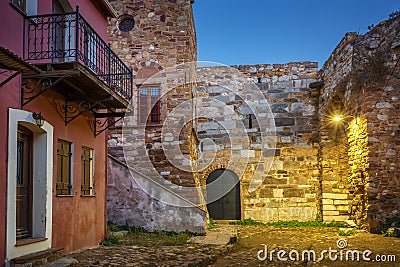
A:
[118,15,135,32]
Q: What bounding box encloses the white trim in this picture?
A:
[70,143,74,195]
[6,108,53,261]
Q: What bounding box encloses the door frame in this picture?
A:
[6,109,53,261]
[206,169,241,220]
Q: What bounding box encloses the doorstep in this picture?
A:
[11,248,64,267]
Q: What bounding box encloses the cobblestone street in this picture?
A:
[51,225,400,267]
[69,244,228,267]
[210,226,400,267]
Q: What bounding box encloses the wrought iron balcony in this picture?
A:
[23,8,132,105]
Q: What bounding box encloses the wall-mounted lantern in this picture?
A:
[32,112,45,127]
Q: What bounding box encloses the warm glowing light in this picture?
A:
[332,115,344,122]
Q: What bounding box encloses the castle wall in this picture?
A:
[319,16,400,229]
[106,1,400,231]
[196,63,320,222]
[107,0,205,233]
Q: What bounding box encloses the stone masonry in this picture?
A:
[318,15,400,230]
[106,1,400,232]
[106,0,206,233]
[195,63,320,222]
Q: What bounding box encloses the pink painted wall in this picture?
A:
[0,0,25,55]
[25,90,107,255]
[36,0,108,40]
[70,0,109,39]
[0,0,112,264]
[0,67,21,267]
[0,1,24,264]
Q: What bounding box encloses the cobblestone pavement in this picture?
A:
[70,244,229,267]
[210,226,400,267]
[66,225,233,267]
[60,225,400,266]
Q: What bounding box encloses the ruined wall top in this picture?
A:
[108,0,197,76]
[319,15,400,108]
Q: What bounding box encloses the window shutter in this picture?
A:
[56,140,72,195]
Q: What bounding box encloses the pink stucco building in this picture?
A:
[0,0,132,265]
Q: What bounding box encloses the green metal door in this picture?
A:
[206,169,240,220]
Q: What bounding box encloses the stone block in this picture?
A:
[208,85,230,94]
[322,199,333,205]
[275,118,295,126]
[335,205,349,211]
[323,210,340,216]
[291,102,305,111]
[322,205,336,211]
[273,188,284,198]
[164,135,174,142]
[281,136,292,143]
[216,95,229,103]
[271,103,289,113]
[284,188,304,197]
[221,121,237,130]
[323,215,349,222]
[241,150,255,158]
[376,102,393,109]
[260,189,274,198]
[377,114,388,120]
[289,197,307,203]
[275,93,289,99]
[322,193,348,200]
[270,161,283,170]
[334,200,349,205]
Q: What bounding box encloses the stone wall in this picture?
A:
[319,15,400,229]
[195,63,320,222]
[106,2,400,232]
[107,156,206,233]
[106,0,205,232]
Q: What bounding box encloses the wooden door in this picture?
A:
[206,169,241,220]
[16,125,33,239]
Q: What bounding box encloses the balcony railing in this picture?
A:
[24,8,132,100]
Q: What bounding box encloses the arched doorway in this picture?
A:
[206,169,241,220]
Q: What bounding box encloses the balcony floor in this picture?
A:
[24,61,130,109]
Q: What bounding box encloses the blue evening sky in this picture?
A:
[193,1,399,69]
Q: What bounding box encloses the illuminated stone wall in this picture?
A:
[347,117,369,226]
[319,15,400,229]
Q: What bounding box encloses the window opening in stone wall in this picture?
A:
[138,86,161,125]
[118,16,135,32]
[244,114,258,129]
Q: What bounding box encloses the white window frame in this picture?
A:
[10,0,37,15]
